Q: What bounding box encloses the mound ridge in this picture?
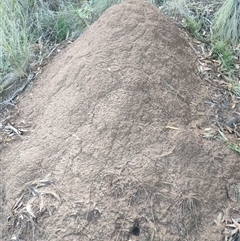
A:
[1,0,238,240]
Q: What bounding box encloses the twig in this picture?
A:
[0,73,35,108]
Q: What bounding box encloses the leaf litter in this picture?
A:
[8,179,62,240]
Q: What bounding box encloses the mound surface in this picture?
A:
[1,0,239,240]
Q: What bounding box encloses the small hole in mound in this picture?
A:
[130,220,140,236]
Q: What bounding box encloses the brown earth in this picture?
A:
[1,0,240,240]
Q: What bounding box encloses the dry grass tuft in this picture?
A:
[213,0,240,46]
[177,194,201,236]
[160,0,190,17]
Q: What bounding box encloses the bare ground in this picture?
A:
[1,0,240,240]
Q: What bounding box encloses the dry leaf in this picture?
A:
[231,218,240,229]
[26,203,36,218]
[12,194,24,211]
[39,195,45,213]
[165,125,179,130]
[224,125,234,134]
[41,190,60,201]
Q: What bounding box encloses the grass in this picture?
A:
[0,0,239,102]
[211,40,235,72]
[218,130,240,155]
[161,1,212,42]
[160,0,190,17]
[161,0,238,74]
[226,141,240,154]
[0,1,33,79]
[90,0,160,19]
[178,195,201,236]
[90,0,123,18]
[148,0,165,6]
[0,0,92,86]
[212,0,240,47]
[184,16,201,38]
[0,0,160,96]
[232,184,240,203]
[230,81,240,98]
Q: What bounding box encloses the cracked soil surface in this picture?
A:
[1,0,240,240]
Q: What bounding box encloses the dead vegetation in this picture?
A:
[6,180,61,241]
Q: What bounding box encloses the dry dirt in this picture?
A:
[1,0,240,240]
